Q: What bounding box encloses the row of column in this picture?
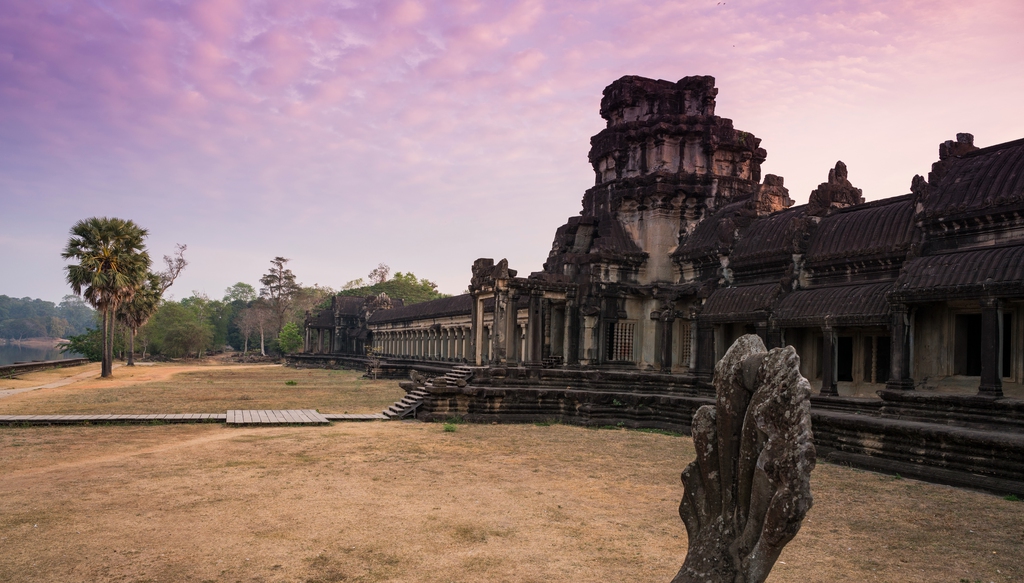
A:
[304,327,332,354]
[372,327,472,362]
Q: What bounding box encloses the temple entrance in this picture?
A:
[954,314,982,376]
[837,336,853,382]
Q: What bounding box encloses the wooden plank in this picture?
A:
[258,410,270,424]
[282,410,299,423]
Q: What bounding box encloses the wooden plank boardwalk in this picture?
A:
[0,410,386,426]
[226,409,329,425]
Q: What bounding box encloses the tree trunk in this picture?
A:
[243,336,249,355]
[127,328,136,366]
[260,329,266,356]
[100,307,109,377]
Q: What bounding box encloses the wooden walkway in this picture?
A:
[0,410,387,426]
[226,409,328,425]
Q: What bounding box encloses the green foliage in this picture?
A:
[223,282,256,303]
[0,295,96,340]
[443,423,457,433]
[285,380,297,386]
[145,300,214,358]
[336,271,448,305]
[277,322,303,354]
[58,329,104,361]
[62,217,151,376]
[1005,494,1020,502]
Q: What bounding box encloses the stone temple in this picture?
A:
[295,75,1024,496]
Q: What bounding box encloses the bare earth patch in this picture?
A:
[0,363,1021,582]
[0,422,1021,583]
[0,362,404,414]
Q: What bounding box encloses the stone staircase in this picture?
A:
[381,366,477,420]
[432,365,476,388]
[382,388,429,419]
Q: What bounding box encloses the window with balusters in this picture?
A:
[606,321,636,362]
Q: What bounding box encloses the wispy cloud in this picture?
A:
[2,0,1022,300]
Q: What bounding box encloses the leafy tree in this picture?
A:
[145,301,212,359]
[277,322,303,354]
[259,257,301,334]
[62,217,151,377]
[59,328,104,361]
[237,301,274,356]
[223,282,257,303]
[116,244,187,365]
[368,263,390,285]
[336,271,449,305]
[57,295,97,336]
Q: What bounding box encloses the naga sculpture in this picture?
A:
[672,335,816,583]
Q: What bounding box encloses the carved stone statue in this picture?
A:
[672,335,816,583]
[807,161,864,216]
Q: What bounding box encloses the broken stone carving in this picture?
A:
[807,160,864,216]
[672,334,816,583]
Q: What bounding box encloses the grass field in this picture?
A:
[0,362,404,414]
[0,360,1021,582]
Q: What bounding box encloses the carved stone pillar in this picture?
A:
[660,313,675,373]
[886,304,914,390]
[566,300,580,365]
[491,288,509,366]
[979,298,1004,397]
[527,292,543,366]
[695,321,715,378]
[820,324,838,396]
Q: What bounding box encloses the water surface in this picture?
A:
[0,343,82,366]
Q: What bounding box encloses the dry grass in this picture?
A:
[0,422,1020,583]
[1,362,1022,582]
[0,362,100,390]
[0,362,404,414]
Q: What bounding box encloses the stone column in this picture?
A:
[886,304,913,390]
[660,313,675,373]
[695,321,715,378]
[979,298,1004,397]
[566,301,580,365]
[527,292,543,366]
[820,324,838,396]
[471,297,481,365]
[491,288,509,366]
[304,327,310,353]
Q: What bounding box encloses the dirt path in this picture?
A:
[0,364,123,400]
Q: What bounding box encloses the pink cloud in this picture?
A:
[1,0,1023,302]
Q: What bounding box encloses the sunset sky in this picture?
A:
[2,0,1022,303]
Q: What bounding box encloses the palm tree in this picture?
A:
[62,217,151,377]
[117,273,161,366]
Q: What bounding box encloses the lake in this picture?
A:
[0,343,83,366]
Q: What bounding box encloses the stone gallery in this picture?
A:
[296,75,1024,495]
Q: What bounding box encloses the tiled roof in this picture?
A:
[922,138,1024,220]
[730,205,807,267]
[700,283,780,322]
[806,196,916,264]
[893,244,1024,300]
[368,294,474,324]
[774,283,892,327]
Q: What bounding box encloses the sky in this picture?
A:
[2,0,1022,304]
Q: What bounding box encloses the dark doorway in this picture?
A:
[955,314,982,376]
[1003,313,1013,379]
[876,336,891,383]
[837,336,853,382]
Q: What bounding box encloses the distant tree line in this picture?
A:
[0,295,96,341]
[55,229,450,365]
